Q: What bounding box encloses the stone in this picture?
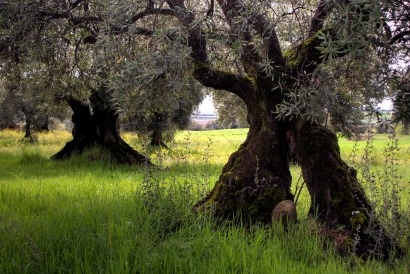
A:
[271,200,297,226]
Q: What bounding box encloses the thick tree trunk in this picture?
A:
[194,90,293,224]
[51,91,151,165]
[40,115,49,132]
[295,121,403,259]
[51,98,94,160]
[150,129,168,148]
[23,119,34,142]
[166,0,403,259]
[194,88,401,257]
[148,112,168,148]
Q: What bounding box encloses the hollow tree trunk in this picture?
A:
[51,98,94,160]
[295,121,403,259]
[166,0,402,258]
[51,90,151,165]
[194,88,294,224]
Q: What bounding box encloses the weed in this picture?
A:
[353,134,410,261]
[0,129,409,273]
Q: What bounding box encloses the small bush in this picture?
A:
[354,135,410,260]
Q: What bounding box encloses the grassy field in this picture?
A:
[0,129,409,273]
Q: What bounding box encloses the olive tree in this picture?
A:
[153,0,405,258]
[1,0,407,258]
[110,38,204,147]
[0,0,197,163]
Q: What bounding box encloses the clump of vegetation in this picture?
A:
[391,76,410,135]
[0,130,409,273]
[354,135,410,259]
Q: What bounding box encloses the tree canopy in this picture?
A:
[1,0,409,259]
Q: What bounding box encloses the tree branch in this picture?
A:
[130,8,177,24]
[308,0,332,36]
[389,30,410,45]
[193,63,255,101]
[166,0,255,98]
[216,0,266,74]
[287,0,344,75]
[207,0,215,17]
[107,8,176,35]
[166,0,208,64]
[69,0,84,10]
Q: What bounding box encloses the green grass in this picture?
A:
[0,129,409,273]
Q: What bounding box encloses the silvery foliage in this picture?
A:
[275,0,385,122]
[93,1,202,119]
[392,71,410,129]
[106,35,201,115]
[175,1,384,124]
[0,0,98,103]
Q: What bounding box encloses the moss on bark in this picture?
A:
[296,121,403,259]
[194,105,293,224]
[51,95,151,165]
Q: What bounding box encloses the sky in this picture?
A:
[377,99,393,111]
[196,96,393,115]
[197,95,216,114]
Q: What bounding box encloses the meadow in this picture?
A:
[0,129,409,273]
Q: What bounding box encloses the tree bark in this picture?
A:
[40,115,49,132]
[167,0,402,259]
[22,109,35,142]
[51,90,151,165]
[295,121,403,259]
[194,86,294,224]
[150,129,168,148]
[51,98,94,160]
[23,118,34,142]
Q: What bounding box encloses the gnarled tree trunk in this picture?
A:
[51,89,151,165]
[169,0,403,259]
[148,112,168,148]
[295,121,402,258]
[195,84,294,223]
[150,129,168,148]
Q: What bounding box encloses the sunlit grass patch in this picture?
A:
[19,147,49,165]
[0,129,409,273]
